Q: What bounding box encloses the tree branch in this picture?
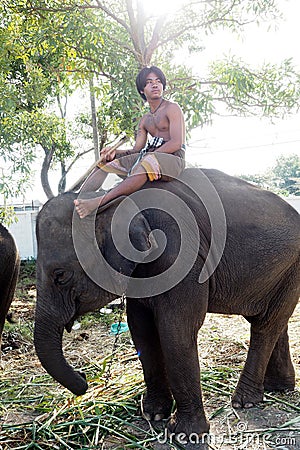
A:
[66,147,94,175]
[125,0,142,59]
[144,14,167,65]
[94,0,131,33]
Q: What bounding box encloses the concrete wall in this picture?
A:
[8,210,39,260]
[284,196,300,214]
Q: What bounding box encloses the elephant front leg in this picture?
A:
[156,305,210,436]
[126,300,173,421]
[159,330,210,435]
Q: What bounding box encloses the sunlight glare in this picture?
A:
[139,0,185,17]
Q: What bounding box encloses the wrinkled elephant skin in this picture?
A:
[0,224,20,349]
[34,168,300,436]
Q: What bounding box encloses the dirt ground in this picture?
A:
[0,263,299,449]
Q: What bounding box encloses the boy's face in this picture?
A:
[141,72,164,101]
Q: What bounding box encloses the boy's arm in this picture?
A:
[103,118,148,160]
[126,118,148,154]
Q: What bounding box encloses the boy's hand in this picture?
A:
[99,146,116,162]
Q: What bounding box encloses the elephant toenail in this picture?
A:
[232,402,242,409]
[244,402,254,408]
[154,414,164,421]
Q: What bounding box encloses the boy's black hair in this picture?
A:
[136,66,167,101]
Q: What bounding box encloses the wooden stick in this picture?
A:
[68,136,128,192]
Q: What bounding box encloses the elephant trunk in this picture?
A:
[34,306,88,396]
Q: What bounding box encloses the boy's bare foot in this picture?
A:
[74,196,104,218]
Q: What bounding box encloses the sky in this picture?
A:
[185,0,300,175]
[11,0,300,203]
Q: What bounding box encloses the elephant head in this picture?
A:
[34,192,156,395]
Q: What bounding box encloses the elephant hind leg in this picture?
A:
[232,325,295,408]
[232,269,299,409]
[264,326,295,392]
[263,261,299,392]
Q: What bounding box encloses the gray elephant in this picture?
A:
[34,168,300,436]
[0,224,20,348]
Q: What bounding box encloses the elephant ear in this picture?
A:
[94,197,157,293]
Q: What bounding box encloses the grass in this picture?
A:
[0,261,299,449]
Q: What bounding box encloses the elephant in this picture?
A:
[0,224,20,349]
[34,167,300,436]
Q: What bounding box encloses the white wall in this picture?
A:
[8,211,39,260]
[284,197,300,214]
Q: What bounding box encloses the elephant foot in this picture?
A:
[141,390,173,421]
[264,375,295,392]
[167,410,210,437]
[232,380,264,409]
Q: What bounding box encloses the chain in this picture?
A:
[104,293,126,388]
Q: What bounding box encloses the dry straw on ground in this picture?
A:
[0,261,299,449]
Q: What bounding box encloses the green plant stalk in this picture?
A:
[265,393,300,412]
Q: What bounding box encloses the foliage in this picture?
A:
[239,153,300,196]
[273,153,300,195]
[0,205,17,226]
[19,258,37,281]
[1,0,300,199]
[209,57,300,117]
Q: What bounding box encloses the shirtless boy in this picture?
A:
[74,66,186,218]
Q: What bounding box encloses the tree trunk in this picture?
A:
[58,162,67,194]
[89,77,99,161]
[41,148,55,199]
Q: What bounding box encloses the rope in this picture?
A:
[104,293,126,387]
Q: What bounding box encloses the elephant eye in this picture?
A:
[53,269,73,286]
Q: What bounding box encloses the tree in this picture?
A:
[1,0,300,202]
[273,153,300,196]
[240,153,300,196]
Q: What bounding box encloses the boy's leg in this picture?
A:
[74,166,148,218]
[80,166,109,193]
